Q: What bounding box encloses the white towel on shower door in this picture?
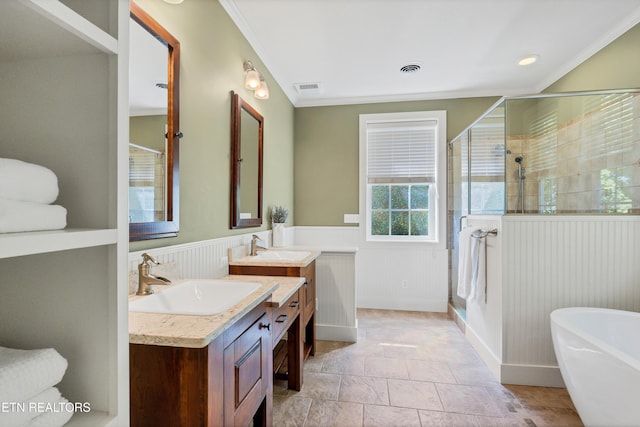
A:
[457,227,477,299]
[470,229,487,302]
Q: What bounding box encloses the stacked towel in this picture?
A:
[0,158,66,233]
[0,346,73,427]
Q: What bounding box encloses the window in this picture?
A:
[360,111,446,243]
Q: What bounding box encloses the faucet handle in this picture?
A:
[141,252,160,266]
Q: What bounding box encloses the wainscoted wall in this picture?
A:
[129,227,359,342]
[462,215,640,387]
[464,216,503,381]
[502,215,640,385]
[356,244,449,313]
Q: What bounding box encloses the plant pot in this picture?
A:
[272,223,285,247]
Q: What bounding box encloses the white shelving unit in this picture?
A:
[0,1,128,426]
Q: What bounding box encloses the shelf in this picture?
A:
[0,228,118,259]
[0,1,118,61]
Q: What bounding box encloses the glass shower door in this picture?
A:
[448,130,468,316]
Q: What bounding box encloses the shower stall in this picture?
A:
[447,89,640,386]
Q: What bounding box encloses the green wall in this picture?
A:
[544,22,640,93]
[293,97,499,226]
[130,0,294,251]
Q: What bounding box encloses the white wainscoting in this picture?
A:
[501,215,640,385]
[357,244,449,313]
[462,215,640,387]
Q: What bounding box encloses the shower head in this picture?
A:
[514,156,523,164]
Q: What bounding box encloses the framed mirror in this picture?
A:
[230,91,263,229]
[129,1,180,241]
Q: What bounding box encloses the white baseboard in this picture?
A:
[464,323,502,381]
[357,297,447,313]
[501,364,566,388]
[316,324,358,343]
[465,323,566,388]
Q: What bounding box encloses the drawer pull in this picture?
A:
[289,301,299,308]
[259,322,271,331]
[275,314,288,323]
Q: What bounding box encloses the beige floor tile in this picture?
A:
[296,372,341,401]
[364,356,409,379]
[338,375,389,405]
[272,309,583,427]
[504,384,577,410]
[520,406,583,427]
[304,400,364,427]
[436,383,504,417]
[387,379,443,411]
[303,353,326,373]
[418,409,481,426]
[322,354,365,375]
[474,414,531,426]
[449,362,501,386]
[273,395,312,427]
[363,404,421,427]
[406,358,457,384]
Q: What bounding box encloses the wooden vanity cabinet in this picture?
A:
[229,261,316,358]
[130,302,273,427]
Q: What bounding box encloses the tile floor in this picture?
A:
[273,309,583,427]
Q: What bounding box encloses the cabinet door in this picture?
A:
[302,262,316,324]
[224,312,272,427]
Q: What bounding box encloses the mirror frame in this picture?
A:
[129,1,180,241]
[230,91,264,229]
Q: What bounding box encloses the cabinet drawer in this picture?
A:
[273,289,300,343]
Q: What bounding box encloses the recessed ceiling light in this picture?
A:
[518,55,539,66]
[163,0,184,4]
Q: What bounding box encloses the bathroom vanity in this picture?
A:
[129,276,289,426]
[229,249,320,389]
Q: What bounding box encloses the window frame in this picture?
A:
[359,111,447,246]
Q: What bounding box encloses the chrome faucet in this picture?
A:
[136,253,171,295]
[250,235,267,256]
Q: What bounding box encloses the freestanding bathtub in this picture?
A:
[550,307,640,427]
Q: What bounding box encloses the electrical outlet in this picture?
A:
[401,280,408,289]
[344,214,360,224]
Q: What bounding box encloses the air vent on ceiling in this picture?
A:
[294,82,321,96]
[400,63,421,73]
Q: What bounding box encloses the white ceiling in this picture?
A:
[129,17,168,116]
[219,0,640,107]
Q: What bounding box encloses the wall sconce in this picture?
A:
[243,60,269,100]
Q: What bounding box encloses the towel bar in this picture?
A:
[472,228,498,239]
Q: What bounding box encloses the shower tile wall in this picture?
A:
[506,92,640,214]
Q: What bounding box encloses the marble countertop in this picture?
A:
[228,247,321,268]
[264,276,306,307]
[128,275,279,348]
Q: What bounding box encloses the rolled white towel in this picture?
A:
[0,158,59,205]
[24,395,74,427]
[0,387,62,427]
[0,199,67,233]
[0,346,68,403]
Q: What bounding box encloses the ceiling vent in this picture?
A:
[294,82,322,96]
[400,63,422,73]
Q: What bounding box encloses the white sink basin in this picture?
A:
[129,279,261,316]
[251,250,310,261]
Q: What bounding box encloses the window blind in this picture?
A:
[129,148,161,186]
[366,119,437,183]
[469,124,505,177]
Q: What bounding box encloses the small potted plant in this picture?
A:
[270,205,288,247]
